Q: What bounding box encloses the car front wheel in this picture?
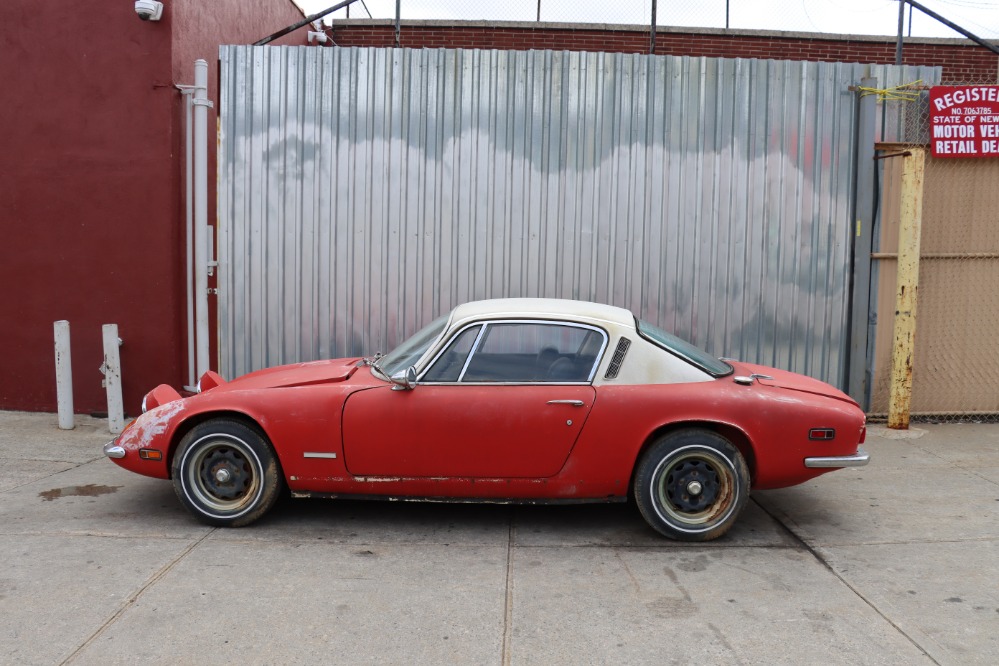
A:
[171,419,283,527]
[634,429,750,541]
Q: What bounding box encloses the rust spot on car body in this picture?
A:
[39,484,121,501]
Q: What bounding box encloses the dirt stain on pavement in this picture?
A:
[39,484,121,501]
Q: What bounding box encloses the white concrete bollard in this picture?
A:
[54,320,74,430]
[101,324,125,434]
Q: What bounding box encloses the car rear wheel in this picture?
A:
[634,429,750,541]
[171,419,283,527]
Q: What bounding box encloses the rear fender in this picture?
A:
[628,420,758,496]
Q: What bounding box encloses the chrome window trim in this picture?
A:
[417,323,485,383]
[456,324,488,382]
[417,319,608,386]
[418,381,594,387]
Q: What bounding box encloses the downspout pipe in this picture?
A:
[193,60,212,381]
[175,83,197,391]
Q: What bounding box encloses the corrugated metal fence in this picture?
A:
[217,45,936,387]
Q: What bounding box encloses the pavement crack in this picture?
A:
[0,530,206,541]
[615,549,641,594]
[751,497,941,665]
[60,527,218,664]
[501,508,515,666]
[0,458,105,494]
[906,441,999,488]
[707,622,743,665]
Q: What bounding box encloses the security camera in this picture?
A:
[135,0,164,21]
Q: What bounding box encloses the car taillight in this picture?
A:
[809,428,836,441]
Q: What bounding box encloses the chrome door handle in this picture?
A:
[547,400,584,407]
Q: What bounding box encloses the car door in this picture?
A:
[341,321,607,478]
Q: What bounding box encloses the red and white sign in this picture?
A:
[929,86,999,158]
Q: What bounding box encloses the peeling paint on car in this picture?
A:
[126,399,186,450]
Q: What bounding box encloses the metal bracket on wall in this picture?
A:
[874,151,912,160]
[192,99,214,109]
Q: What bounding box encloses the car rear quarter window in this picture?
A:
[636,318,732,377]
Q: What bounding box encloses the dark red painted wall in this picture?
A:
[1,2,178,417]
[328,22,999,85]
[0,0,303,416]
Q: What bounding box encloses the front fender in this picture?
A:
[108,398,190,479]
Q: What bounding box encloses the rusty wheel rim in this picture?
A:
[183,434,263,516]
[650,446,738,533]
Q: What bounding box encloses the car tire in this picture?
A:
[634,429,750,541]
[171,418,283,527]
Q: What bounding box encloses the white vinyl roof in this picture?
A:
[449,298,636,328]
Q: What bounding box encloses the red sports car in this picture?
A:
[104,298,868,541]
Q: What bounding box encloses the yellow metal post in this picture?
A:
[888,147,926,429]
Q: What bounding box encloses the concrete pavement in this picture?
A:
[1,411,997,664]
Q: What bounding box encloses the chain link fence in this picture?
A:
[869,72,999,424]
[308,1,999,38]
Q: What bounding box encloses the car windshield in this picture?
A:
[636,318,733,377]
[374,313,451,379]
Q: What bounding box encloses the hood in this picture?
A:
[729,361,857,406]
[220,358,362,391]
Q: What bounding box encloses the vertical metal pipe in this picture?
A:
[895,0,905,66]
[847,76,877,407]
[537,0,541,22]
[650,0,657,54]
[726,0,730,30]
[184,88,196,390]
[54,320,74,430]
[102,324,125,434]
[194,60,210,380]
[395,0,401,47]
[888,147,926,429]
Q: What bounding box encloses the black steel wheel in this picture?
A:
[634,429,750,541]
[171,419,283,527]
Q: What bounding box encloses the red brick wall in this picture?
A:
[327,22,998,85]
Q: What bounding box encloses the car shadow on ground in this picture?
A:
[207,490,800,549]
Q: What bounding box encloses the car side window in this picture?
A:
[460,322,604,383]
[422,325,482,382]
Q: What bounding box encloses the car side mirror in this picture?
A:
[390,366,418,391]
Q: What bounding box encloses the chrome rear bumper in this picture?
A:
[804,447,870,468]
